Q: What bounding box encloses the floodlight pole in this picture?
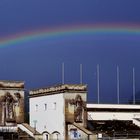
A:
[62,62,65,84]
[97,64,100,104]
[80,64,83,84]
[133,67,136,104]
[117,66,120,104]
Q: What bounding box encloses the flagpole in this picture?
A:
[117,66,120,104]
[80,64,83,84]
[97,64,100,104]
[62,62,65,84]
[133,67,136,104]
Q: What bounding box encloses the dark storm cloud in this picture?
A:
[0,0,140,103]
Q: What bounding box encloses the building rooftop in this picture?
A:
[87,103,140,110]
[0,80,24,89]
[29,84,87,97]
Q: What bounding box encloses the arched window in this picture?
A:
[42,131,50,140]
[52,131,60,140]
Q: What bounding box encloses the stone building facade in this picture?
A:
[0,80,25,139]
[29,84,95,140]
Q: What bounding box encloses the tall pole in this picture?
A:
[62,62,65,84]
[117,66,120,104]
[97,64,100,104]
[133,67,136,104]
[80,64,83,84]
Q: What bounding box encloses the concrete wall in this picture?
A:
[87,104,140,109]
[30,93,65,139]
[88,112,140,121]
[87,104,140,121]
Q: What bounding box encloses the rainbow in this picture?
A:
[0,24,140,47]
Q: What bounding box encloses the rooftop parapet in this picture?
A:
[0,80,24,89]
[30,84,87,97]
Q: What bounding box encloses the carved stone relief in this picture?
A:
[68,95,85,122]
[0,92,24,125]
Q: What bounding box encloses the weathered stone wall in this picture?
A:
[0,81,25,125]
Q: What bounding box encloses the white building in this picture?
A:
[29,84,95,140]
[29,83,140,140]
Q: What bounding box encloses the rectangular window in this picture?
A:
[53,102,56,110]
[35,104,38,112]
[44,103,47,111]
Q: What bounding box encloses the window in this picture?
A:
[45,134,49,140]
[52,131,60,140]
[43,132,50,140]
[44,103,47,111]
[53,102,56,110]
[45,135,48,140]
[35,104,38,112]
